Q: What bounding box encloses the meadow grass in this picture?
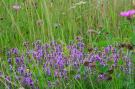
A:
[0,0,135,89]
[0,0,134,48]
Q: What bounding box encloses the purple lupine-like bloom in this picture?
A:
[54,69,59,77]
[18,66,25,75]
[113,53,119,65]
[70,46,83,60]
[100,61,106,66]
[33,48,43,60]
[98,73,105,80]
[120,10,135,18]
[43,64,46,69]
[15,57,20,64]
[123,56,131,66]
[63,69,67,77]
[74,74,81,80]
[7,51,11,58]
[23,77,34,86]
[20,55,24,64]
[101,52,107,59]
[46,68,51,76]
[48,81,52,88]
[98,73,112,81]
[9,65,13,71]
[57,59,64,69]
[5,76,10,81]
[8,58,12,64]
[89,53,95,62]
[0,72,3,77]
[25,72,32,78]
[59,69,67,78]
[76,36,82,42]
[104,46,111,54]
[95,54,102,61]
[11,48,19,55]
[23,41,29,49]
[77,42,84,51]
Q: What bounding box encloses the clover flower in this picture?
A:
[120,10,135,18]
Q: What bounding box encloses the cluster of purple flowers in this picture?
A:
[0,39,134,88]
[6,48,34,88]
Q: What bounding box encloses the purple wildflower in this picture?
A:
[18,66,25,75]
[74,74,81,80]
[54,69,59,77]
[15,57,20,64]
[46,68,51,76]
[33,48,43,60]
[5,76,10,81]
[104,46,111,54]
[0,72,2,77]
[113,53,119,65]
[8,58,12,64]
[7,51,11,58]
[23,77,34,86]
[48,81,52,88]
[120,10,135,18]
[98,73,106,80]
[9,65,13,71]
[95,54,102,61]
[11,48,19,55]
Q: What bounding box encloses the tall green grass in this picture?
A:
[0,0,134,49]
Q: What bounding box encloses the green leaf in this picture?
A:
[117,59,124,65]
[79,65,85,75]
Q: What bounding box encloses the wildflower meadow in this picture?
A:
[0,0,135,89]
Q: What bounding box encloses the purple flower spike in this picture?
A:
[0,72,3,77]
[23,77,34,86]
[98,73,105,80]
[104,46,111,54]
[95,54,102,61]
[8,58,12,64]
[48,81,52,88]
[33,49,43,60]
[11,48,19,55]
[18,66,25,75]
[54,69,59,77]
[5,76,10,81]
[74,74,81,80]
[46,68,51,76]
[15,57,20,64]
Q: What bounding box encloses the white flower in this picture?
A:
[12,4,21,11]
